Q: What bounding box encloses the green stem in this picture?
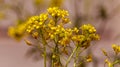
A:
[40,29,47,67]
[65,46,78,67]
[113,59,120,66]
[74,46,80,67]
[53,39,61,67]
[44,43,47,67]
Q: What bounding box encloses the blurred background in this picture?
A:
[1,0,120,67]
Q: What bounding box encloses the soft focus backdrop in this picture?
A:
[1,0,120,67]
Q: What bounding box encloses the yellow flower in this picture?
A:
[112,44,120,55]
[49,0,63,7]
[34,0,43,5]
[0,12,5,19]
[8,23,26,40]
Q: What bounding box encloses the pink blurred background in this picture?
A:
[1,0,120,67]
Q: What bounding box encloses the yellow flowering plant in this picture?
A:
[102,44,120,67]
[8,7,100,67]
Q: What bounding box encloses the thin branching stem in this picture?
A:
[65,46,78,67]
[40,29,47,67]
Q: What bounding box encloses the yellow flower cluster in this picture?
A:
[58,28,73,46]
[48,24,72,46]
[8,23,26,40]
[8,7,99,50]
[47,7,69,18]
[81,24,96,34]
[26,13,48,33]
[8,7,100,67]
[102,44,120,67]
[48,25,65,39]
[25,7,99,49]
[71,24,100,48]
[34,0,43,5]
[26,7,70,34]
[112,44,120,55]
[47,7,70,24]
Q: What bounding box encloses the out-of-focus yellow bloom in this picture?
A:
[49,0,63,7]
[8,23,26,40]
[0,12,5,19]
[34,0,43,5]
[112,44,120,55]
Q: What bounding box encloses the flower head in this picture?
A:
[80,24,96,34]
[8,23,26,40]
[112,44,120,55]
[26,13,48,33]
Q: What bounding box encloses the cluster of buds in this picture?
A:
[112,44,120,55]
